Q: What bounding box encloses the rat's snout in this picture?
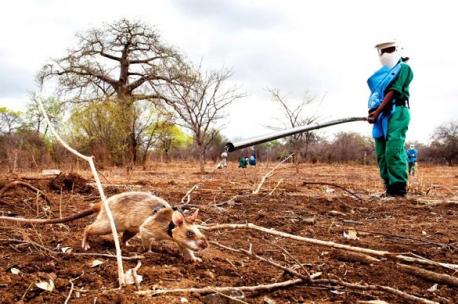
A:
[198,238,208,250]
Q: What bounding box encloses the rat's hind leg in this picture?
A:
[121,230,137,247]
[82,222,112,250]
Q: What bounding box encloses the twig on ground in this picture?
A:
[253,153,294,194]
[268,179,284,196]
[302,181,363,201]
[348,227,454,249]
[214,194,243,207]
[21,281,34,301]
[136,278,304,296]
[270,242,310,276]
[19,176,54,181]
[64,280,75,304]
[64,272,84,304]
[211,241,438,304]
[320,278,439,304]
[331,250,380,265]
[209,288,249,304]
[211,241,319,282]
[201,223,458,271]
[0,181,53,206]
[397,263,458,287]
[0,238,144,260]
[179,184,199,206]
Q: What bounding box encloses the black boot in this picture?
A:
[384,181,394,197]
[390,182,407,197]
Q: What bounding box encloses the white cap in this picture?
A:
[375,39,398,50]
[410,144,415,149]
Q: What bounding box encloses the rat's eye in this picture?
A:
[186,230,195,239]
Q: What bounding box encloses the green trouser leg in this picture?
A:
[374,106,410,186]
[375,138,389,187]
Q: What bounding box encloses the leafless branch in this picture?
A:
[0,180,53,206]
[201,223,458,271]
[253,153,294,194]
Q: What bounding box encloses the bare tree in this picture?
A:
[269,89,320,171]
[430,120,458,166]
[38,18,186,163]
[163,67,245,173]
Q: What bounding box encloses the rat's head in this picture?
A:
[171,209,208,251]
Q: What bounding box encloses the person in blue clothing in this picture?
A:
[367,39,413,197]
[248,147,257,166]
[406,144,417,176]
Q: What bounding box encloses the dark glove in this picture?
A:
[368,111,379,124]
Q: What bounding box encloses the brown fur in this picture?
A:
[139,208,208,262]
[81,192,170,250]
[0,191,207,259]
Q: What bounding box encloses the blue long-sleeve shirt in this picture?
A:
[407,148,417,163]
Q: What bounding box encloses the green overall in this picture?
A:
[375,63,413,189]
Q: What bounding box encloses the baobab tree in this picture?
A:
[163,67,245,173]
[38,18,187,164]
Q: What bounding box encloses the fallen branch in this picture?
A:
[64,272,83,304]
[20,176,55,181]
[179,184,199,206]
[37,99,125,286]
[348,227,453,249]
[398,263,458,287]
[0,181,53,206]
[319,279,439,304]
[136,278,303,296]
[302,181,363,201]
[253,153,294,194]
[211,241,319,282]
[201,223,458,271]
[331,250,380,265]
[211,241,438,304]
[0,238,144,260]
[268,178,284,196]
[208,288,249,304]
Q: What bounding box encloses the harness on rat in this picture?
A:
[166,221,175,238]
[151,205,179,238]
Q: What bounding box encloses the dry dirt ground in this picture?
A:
[0,161,457,303]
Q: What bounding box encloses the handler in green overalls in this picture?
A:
[367,40,413,197]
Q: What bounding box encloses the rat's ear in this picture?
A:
[172,211,184,226]
[188,209,199,223]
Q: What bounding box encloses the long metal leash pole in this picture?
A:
[225,117,368,152]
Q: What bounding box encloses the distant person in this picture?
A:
[239,156,248,168]
[220,151,228,168]
[367,39,413,197]
[249,148,257,166]
[406,144,417,176]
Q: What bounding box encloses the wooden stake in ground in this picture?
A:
[253,153,294,194]
[37,99,125,286]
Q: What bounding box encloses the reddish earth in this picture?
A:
[0,162,457,303]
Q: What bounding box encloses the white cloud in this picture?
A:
[0,0,457,143]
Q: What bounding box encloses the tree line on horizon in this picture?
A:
[0,19,457,172]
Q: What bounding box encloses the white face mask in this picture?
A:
[379,51,401,68]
